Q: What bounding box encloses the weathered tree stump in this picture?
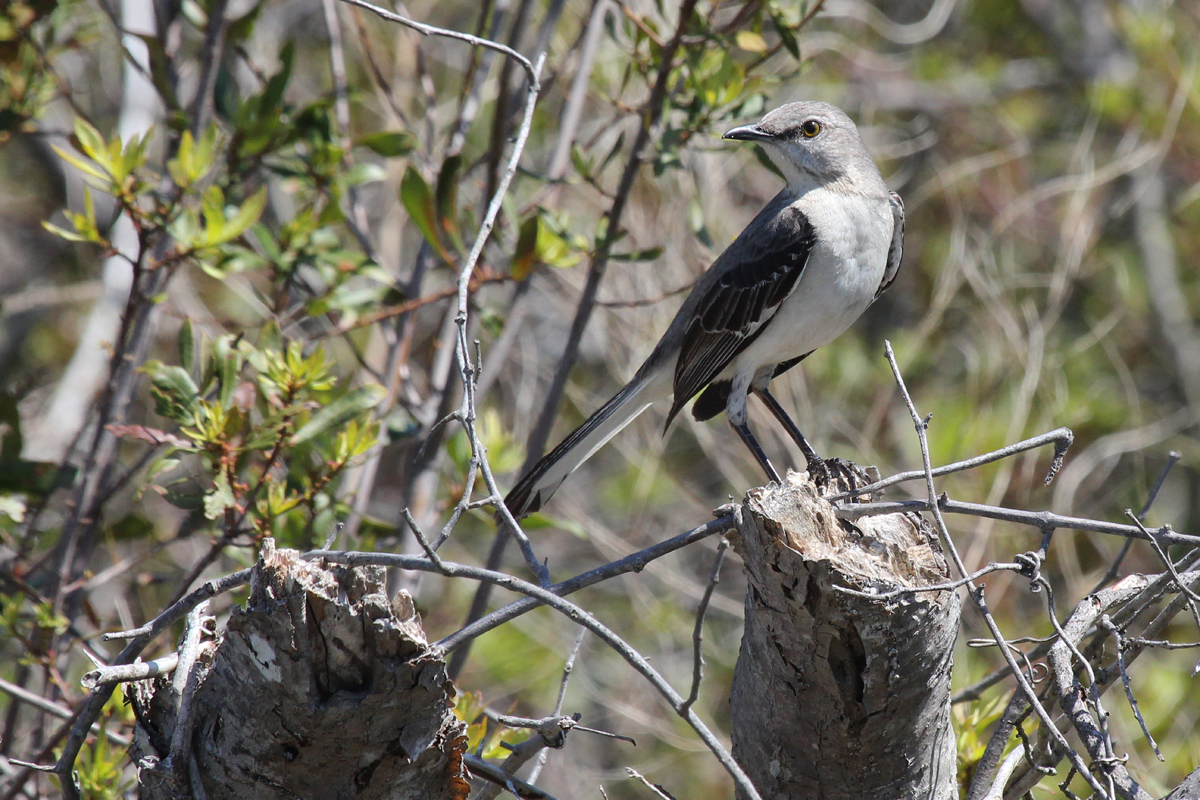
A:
[729,471,960,800]
[129,540,468,800]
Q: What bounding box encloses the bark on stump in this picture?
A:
[129,540,469,800]
[730,472,961,800]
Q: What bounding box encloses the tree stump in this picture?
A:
[129,540,469,800]
[729,472,960,800]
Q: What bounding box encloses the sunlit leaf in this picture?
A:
[435,154,463,248]
[400,166,448,260]
[145,363,201,425]
[290,384,387,445]
[356,130,416,157]
[736,30,769,53]
[511,215,540,280]
[179,318,195,374]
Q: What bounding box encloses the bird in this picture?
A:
[504,101,904,519]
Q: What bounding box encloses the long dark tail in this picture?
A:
[504,378,657,518]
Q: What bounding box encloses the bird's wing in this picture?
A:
[665,207,816,426]
[875,191,905,298]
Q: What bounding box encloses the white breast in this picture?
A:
[725,186,893,379]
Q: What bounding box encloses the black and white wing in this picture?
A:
[664,206,816,427]
[875,191,905,298]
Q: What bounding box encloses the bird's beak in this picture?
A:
[723,123,773,142]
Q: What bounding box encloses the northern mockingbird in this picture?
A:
[505,101,904,518]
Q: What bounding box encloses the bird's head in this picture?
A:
[723,101,886,196]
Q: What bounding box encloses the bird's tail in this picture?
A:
[504,378,658,518]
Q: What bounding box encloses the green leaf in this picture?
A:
[569,144,591,178]
[222,188,267,242]
[345,163,387,187]
[159,478,207,511]
[262,42,294,113]
[770,8,801,60]
[0,460,76,495]
[290,385,386,446]
[213,335,242,408]
[736,30,769,53]
[41,221,90,243]
[537,221,582,269]
[146,363,201,425]
[435,154,463,249]
[356,130,416,157]
[225,0,265,43]
[179,318,195,375]
[511,215,540,280]
[71,117,108,165]
[168,126,219,187]
[132,33,180,110]
[204,473,237,520]
[520,512,588,539]
[145,456,182,483]
[598,131,626,174]
[400,166,448,260]
[611,245,663,262]
[0,393,22,461]
[50,144,108,183]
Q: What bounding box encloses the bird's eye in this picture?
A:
[800,119,821,138]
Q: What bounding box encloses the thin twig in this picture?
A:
[453,49,551,585]
[54,569,250,795]
[0,678,130,746]
[1038,575,1121,795]
[1089,452,1181,594]
[626,768,676,800]
[167,603,213,789]
[187,0,229,134]
[681,538,728,713]
[321,0,377,259]
[830,427,1074,502]
[435,515,734,654]
[457,0,703,674]
[337,0,537,86]
[80,653,179,690]
[837,497,1200,548]
[463,753,559,799]
[1125,509,1200,637]
[527,628,587,784]
[882,340,1109,798]
[1100,615,1164,761]
[833,560,1027,601]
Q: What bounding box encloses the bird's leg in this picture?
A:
[730,420,782,484]
[754,387,832,485]
[726,376,781,484]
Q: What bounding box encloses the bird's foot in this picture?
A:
[807,458,877,498]
[804,455,833,487]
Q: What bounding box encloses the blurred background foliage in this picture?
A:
[0,0,1198,797]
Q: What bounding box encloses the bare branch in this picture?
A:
[337,0,537,86]
[681,537,728,713]
[831,426,1074,502]
[0,678,130,746]
[436,515,734,654]
[527,628,587,785]
[838,496,1200,548]
[1100,615,1163,762]
[882,340,1109,798]
[80,653,178,690]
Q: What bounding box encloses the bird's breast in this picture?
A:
[724,190,893,377]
